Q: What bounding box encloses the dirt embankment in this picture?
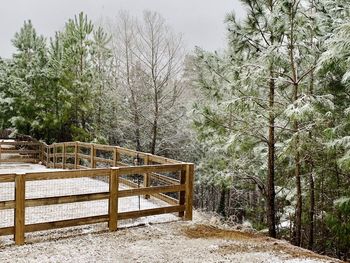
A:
[0,211,343,263]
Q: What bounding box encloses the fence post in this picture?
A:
[15,173,25,245]
[185,163,194,221]
[143,154,151,199]
[113,147,119,167]
[109,168,119,231]
[46,145,49,167]
[62,143,66,169]
[179,167,186,218]
[53,144,57,168]
[74,142,79,169]
[38,143,42,163]
[91,144,95,168]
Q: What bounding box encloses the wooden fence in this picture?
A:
[0,140,42,163]
[0,141,194,245]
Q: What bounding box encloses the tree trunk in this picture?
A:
[267,74,277,238]
[308,170,315,250]
[150,117,157,154]
[294,85,302,247]
[217,186,227,218]
[288,2,302,246]
[266,0,277,238]
[150,89,159,154]
[133,111,142,151]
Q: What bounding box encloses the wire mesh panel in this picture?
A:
[25,171,110,225]
[25,200,108,225]
[118,183,172,212]
[65,145,75,166]
[119,154,135,166]
[117,168,183,227]
[0,180,15,228]
[95,149,113,168]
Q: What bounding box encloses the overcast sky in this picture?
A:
[0,0,245,58]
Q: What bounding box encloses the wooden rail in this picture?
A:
[0,140,194,246]
[39,141,182,168]
[0,140,41,163]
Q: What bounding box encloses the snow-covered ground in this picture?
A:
[0,163,51,174]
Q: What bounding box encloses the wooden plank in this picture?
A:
[150,173,179,185]
[143,155,150,199]
[25,215,109,233]
[64,163,75,169]
[119,177,138,188]
[0,159,38,163]
[62,143,66,169]
[148,155,182,164]
[15,173,25,245]
[78,153,90,160]
[118,184,185,198]
[46,146,49,167]
[116,147,147,158]
[25,168,110,181]
[113,147,118,167]
[185,164,194,220]
[52,163,64,169]
[77,165,89,169]
[118,205,185,220]
[109,169,118,231]
[0,200,15,210]
[25,192,109,208]
[118,164,185,176]
[38,143,42,162]
[74,142,78,169]
[153,193,179,205]
[0,150,40,154]
[91,144,95,168]
[94,144,115,151]
[53,145,57,168]
[114,146,180,165]
[116,161,129,167]
[77,142,92,148]
[0,226,14,236]
[94,156,114,164]
[118,177,179,205]
[0,141,40,146]
[179,168,186,217]
[0,174,16,182]
[52,143,64,147]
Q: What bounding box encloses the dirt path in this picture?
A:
[0,212,340,263]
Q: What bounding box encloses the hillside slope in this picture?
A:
[0,211,341,263]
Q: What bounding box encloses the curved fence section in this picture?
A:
[0,140,194,245]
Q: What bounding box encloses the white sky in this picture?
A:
[0,0,245,58]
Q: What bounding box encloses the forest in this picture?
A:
[0,0,349,261]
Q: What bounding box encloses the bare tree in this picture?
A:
[133,11,184,154]
[107,11,186,155]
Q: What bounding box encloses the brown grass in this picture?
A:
[219,242,342,262]
[183,224,342,263]
[183,224,259,240]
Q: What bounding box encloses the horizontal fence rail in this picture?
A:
[0,140,194,245]
[0,140,42,163]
